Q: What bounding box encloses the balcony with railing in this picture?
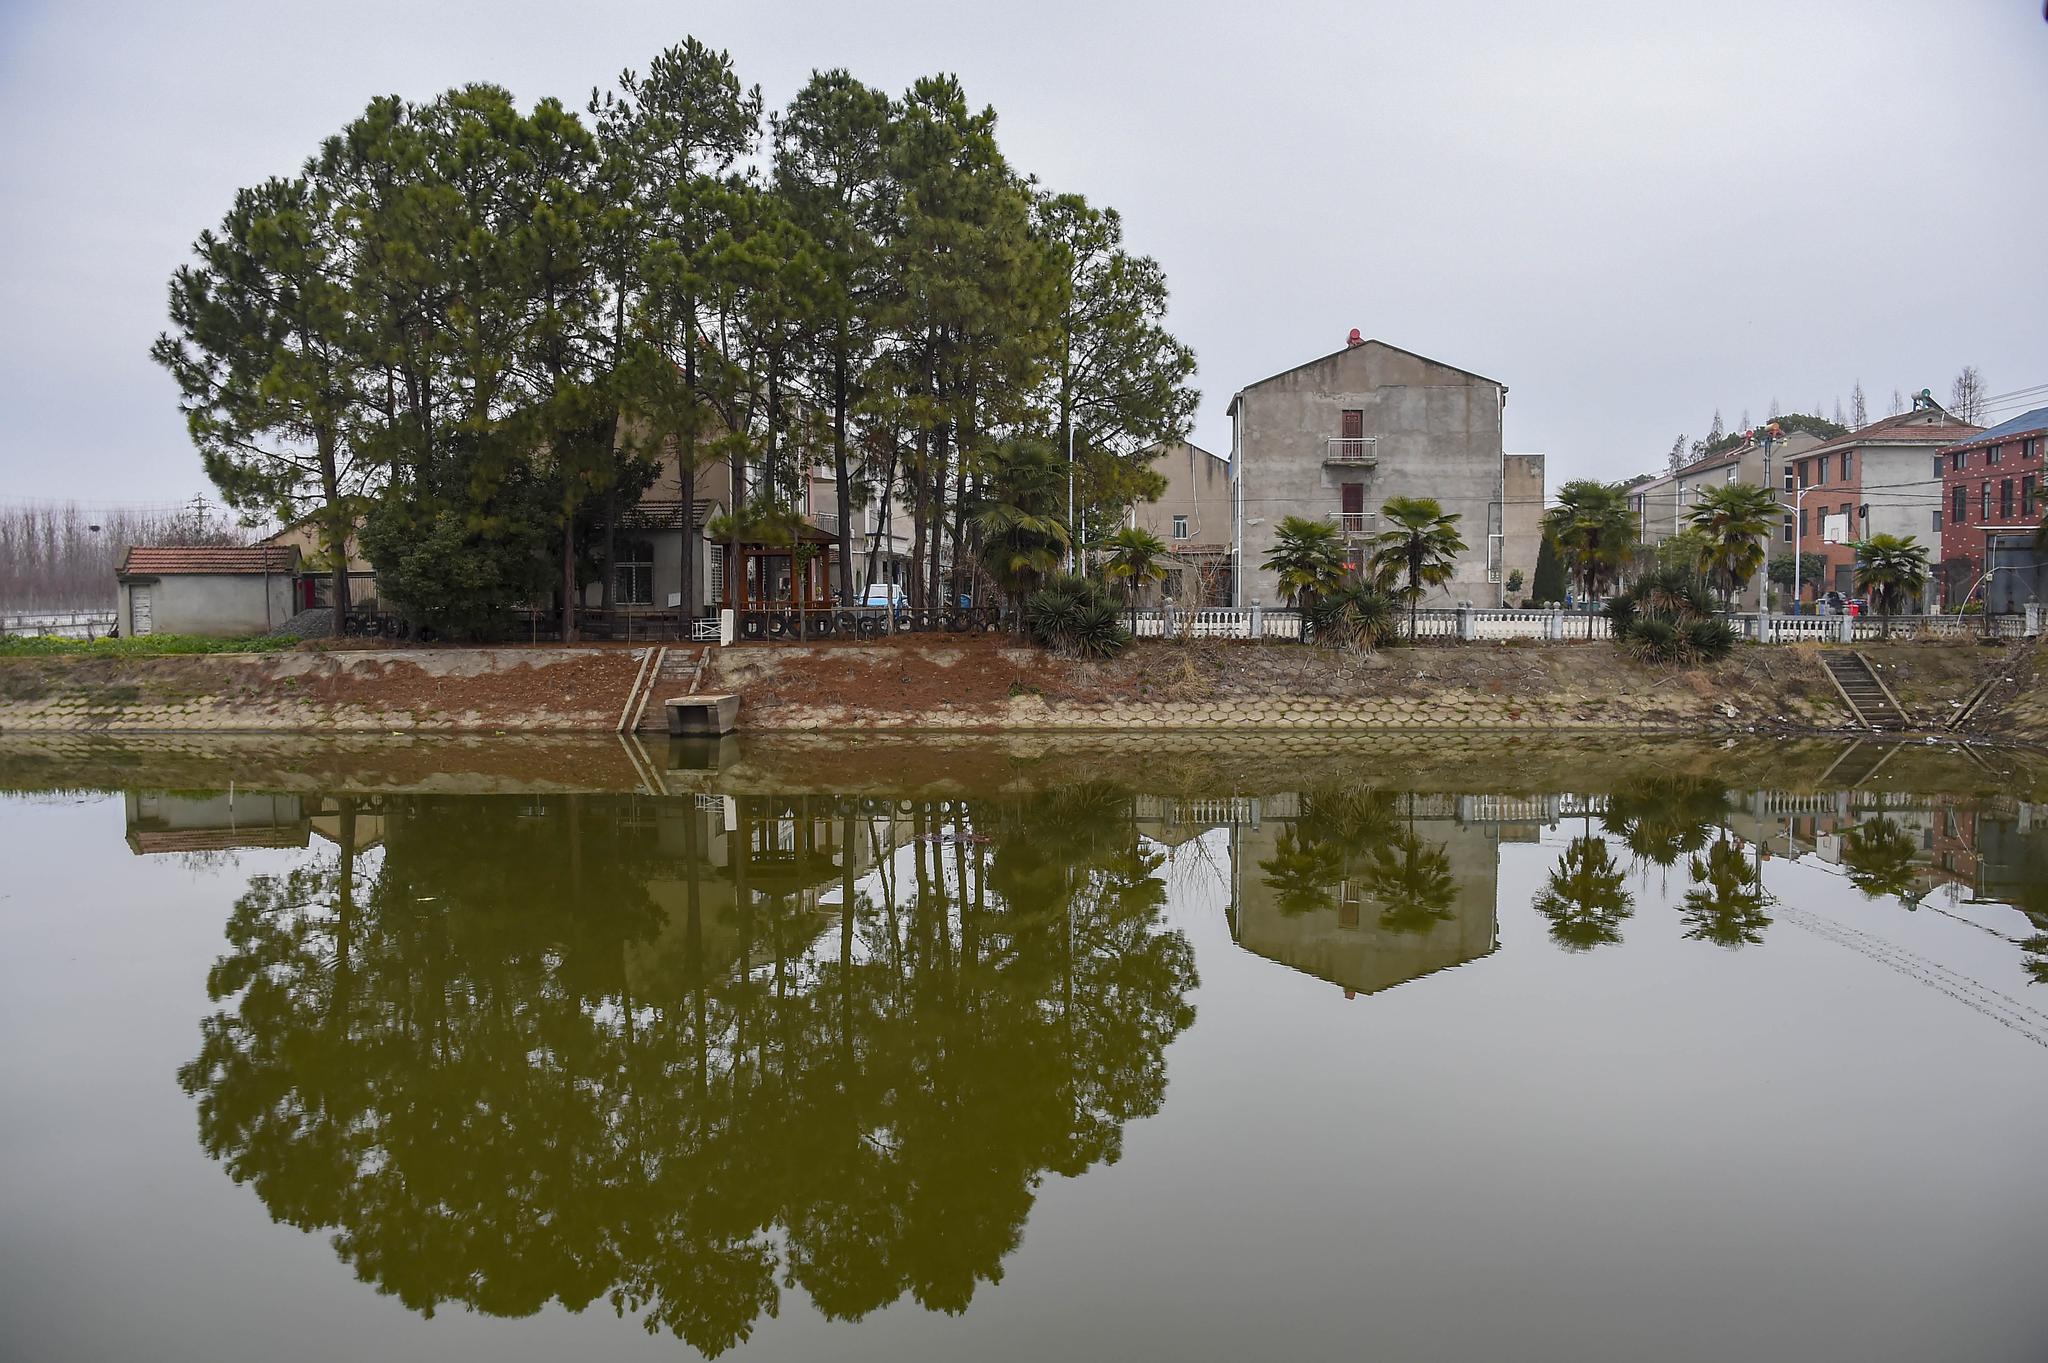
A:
[1324,435,1379,466]
[1328,512,1378,537]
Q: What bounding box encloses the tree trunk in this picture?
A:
[560,511,577,643]
[317,428,349,636]
[833,342,855,604]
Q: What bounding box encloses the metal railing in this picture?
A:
[1324,436,1379,465]
[1328,512,1377,536]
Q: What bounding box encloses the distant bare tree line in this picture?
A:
[0,502,250,611]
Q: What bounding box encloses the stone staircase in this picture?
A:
[1820,651,1909,731]
[631,646,710,732]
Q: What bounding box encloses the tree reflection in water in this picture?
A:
[1840,816,1922,903]
[178,787,1196,1356]
[1680,837,1774,947]
[1534,806,1636,951]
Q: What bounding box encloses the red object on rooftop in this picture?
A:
[1346,328,1364,347]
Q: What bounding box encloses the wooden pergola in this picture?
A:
[721,522,844,612]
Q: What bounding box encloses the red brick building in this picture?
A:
[1937,405,2048,611]
[1783,398,1978,607]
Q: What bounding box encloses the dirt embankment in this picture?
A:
[705,635,2016,736]
[0,646,644,732]
[0,634,2030,741]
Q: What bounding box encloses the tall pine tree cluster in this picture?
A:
[153,40,1197,638]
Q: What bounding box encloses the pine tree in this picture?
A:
[1707,409,1724,445]
[1034,193,1196,557]
[1850,382,1867,428]
[151,173,373,635]
[1668,434,1687,474]
[773,69,895,603]
[1532,533,1566,606]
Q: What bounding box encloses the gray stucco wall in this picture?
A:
[122,573,294,637]
[1232,342,1505,607]
[1862,445,1943,610]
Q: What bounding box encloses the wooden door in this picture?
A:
[131,587,152,635]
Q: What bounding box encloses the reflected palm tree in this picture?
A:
[1602,775,1728,868]
[1680,837,1774,947]
[1363,828,1457,934]
[1258,826,1346,916]
[1534,818,1634,951]
[2022,935,2048,987]
[1841,817,1921,903]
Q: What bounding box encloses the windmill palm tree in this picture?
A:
[1366,496,1466,640]
[1852,534,1930,637]
[1685,482,1779,609]
[1261,515,1346,609]
[1679,837,1774,947]
[1101,526,1169,629]
[976,439,1072,629]
[1840,817,1921,901]
[1533,811,1634,951]
[1542,480,1638,603]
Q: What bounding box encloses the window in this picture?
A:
[1952,450,1965,472]
[1932,509,1942,533]
[1987,444,2002,466]
[1799,507,1808,537]
[1817,457,1830,486]
[1841,451,1853,480]
[2000,479,2014,520]
[1726,465,1737,483]
[1782,514,1794,543]
[709,545,726,604]
[613,538,655,605]
[2025,437,2040,461]
[1934,455,1945,480]
[1981,482,1992,520]
[1953,485,1967,525]
[1798,461,1810,488]
[1171,514,1189,540]
[2025,475,2036,519]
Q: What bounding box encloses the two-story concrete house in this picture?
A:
[1133,439,1234,605]
[1227,335,1529,607]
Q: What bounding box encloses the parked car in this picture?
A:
[861,584,907,608]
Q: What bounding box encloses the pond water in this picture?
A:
[2,737,2046,1362]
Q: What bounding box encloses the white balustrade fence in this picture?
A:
[1120,604,2031,647]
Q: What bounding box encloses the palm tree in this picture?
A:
[1542,480,1638,603]
[1685,482,1779,609]
[1261,515,1346,609]
[975,439,1072,629]
[1840,817,1921,901]
[1851,533,1931,637]
[1679,837,1773,947]
[1533,811,1634,951]
[1367,496,1466,640]
[1101,526,1169,630]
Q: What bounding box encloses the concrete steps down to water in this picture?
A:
[1821,652,1910,731]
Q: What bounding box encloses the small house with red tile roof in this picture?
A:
[115,544,300,638]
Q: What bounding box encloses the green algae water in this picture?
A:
[2,736,2046,1362]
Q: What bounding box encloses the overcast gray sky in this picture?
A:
[2,0,2043,512]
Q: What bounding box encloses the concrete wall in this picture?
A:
[122,572,295,637]
[1136,440,1232,550]
[1232,341,1505,607]
[1501,453,1546,602]
[1863,445,1943,610]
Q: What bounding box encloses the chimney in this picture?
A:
[1346,328,1364,347]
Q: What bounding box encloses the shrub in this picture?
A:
[1024,574,1129,659]
[1605,568,1734,665]
[1304,582,1397,649]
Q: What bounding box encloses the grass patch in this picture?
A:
[0,634,297,659]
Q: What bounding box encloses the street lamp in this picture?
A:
[1778,470,1817,614]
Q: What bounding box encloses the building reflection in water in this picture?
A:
[120,770,2048,1352]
